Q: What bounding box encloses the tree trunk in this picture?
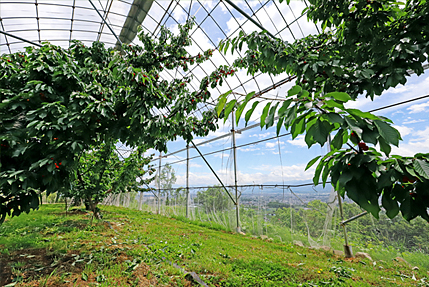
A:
[87,196,101,219]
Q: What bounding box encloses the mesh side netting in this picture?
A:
[101,185,342,249]
[99,109,347,250]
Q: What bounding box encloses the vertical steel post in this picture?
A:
[327,135,352,257]
[158,153,161,214]
[186,144,190,218]
[231,112,241,233]
[337,192,353,257]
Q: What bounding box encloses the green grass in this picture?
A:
[0,204,427,286]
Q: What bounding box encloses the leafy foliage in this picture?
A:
[0,19,230,223]
[195,186,232,213]
[216,0,429,222]
[154,163,177,205]
[221,0,429,100]
[70,143,155,218]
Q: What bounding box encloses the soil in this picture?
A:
[0,247,158,286]
[0,247,81,286]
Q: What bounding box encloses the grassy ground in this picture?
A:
[0,204,427,286]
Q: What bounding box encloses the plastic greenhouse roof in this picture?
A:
[0,0,319,119]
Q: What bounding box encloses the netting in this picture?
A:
[100,90,429,253]
[4,0,429,257]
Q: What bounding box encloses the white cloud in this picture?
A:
[390,126,429,156]
[174,163,315,186]
[407,100,429,114]
[346,74,429,114]
[392,125,413,137]
[287,135,307,147]
[239,147,260,152]
[249,132,272,138]
[402,118,426,124]
[265,140,285,148]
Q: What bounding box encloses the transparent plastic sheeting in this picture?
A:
[0,0,319,119]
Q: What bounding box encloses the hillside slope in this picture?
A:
[0,204,426,286]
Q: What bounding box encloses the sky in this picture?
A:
[1,0,428,191]
[141,1,429,189]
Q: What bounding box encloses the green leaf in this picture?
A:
[223,100,237,123]
[287,85,302,97]
[325,113,344,124]
[313,160,324,185]
[283,105,297,128]
[413,159,429,179]
[245,101,259,126]
[224,41,230,54]
[82,272,88,281]
[276,117,284,135]
[235,103,247,125]
[338,170,353,188]
[244,91,255,102]
[324,100,345,109]
[400,196,418,221]
[265,102,279,129]
[260,103,271,128]
[305,131,315,148]
[326,91,352,102]
[362,128,379,145]
[378,137,391,157]
[216,90,232,117]
[290,115,306,139]
[382,189,400,219]
[307,119,330,146]
[39,158,49,167]
[346,109,379,120]
[344,117,363,137]
[374,120,400,146]
[306,155,321,171]
[277,99,293,117]
[331,128,345,149]
[321,157,334,187]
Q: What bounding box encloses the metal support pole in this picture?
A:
[158,153,162,214]
[231,112,241,233]
[0,30,43,47]
[223,0,276,39]
[340,211,368,226]
[327,135,352,257]
[190,140,236,205]
[337,192,353,257]
[88,0,123,46]
[186,144,190,218]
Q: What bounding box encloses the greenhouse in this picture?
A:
[1,0,429,286]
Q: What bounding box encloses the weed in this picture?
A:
[9,261,25,268]
[329,266,355,279]
[1,204,425,287]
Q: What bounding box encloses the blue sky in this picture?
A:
[144,1,429,189]
[151,70,429,188]
[1,0,427,190]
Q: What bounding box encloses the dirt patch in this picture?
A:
[0,248,81,286]
[57,209,91,216]
[0,247,161,287]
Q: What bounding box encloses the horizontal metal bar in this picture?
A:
[0,39,116,46]
[0,2,131,18]
[4,28,122,34]
[146,181,331,191]
[340,211,368,226]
